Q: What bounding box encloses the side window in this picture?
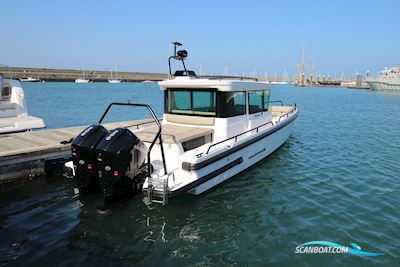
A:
[1,85,11,101]
[263,89,271,111]
[248,91,263,114]
[218,92,246,117]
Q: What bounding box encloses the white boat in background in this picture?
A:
[108,79,121,84]
[340,81,369,89]
[75,78,90,83]
[66,42,298,205]
[75,63,90,83]
[19,77,40,82]
[0,76,45,134]
[270,81,290,85]
[108,66,121,83]
[366,67,400,91]
[270,70,290,85]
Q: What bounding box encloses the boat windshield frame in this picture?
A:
[164,88,272,118]
[165,88,218,117]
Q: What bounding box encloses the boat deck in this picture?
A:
[270,106,295,121]
[133,124,213,144]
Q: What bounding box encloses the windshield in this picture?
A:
[167,89,216,116]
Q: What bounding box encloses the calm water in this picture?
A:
[1,82,400,266]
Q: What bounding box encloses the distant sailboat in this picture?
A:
[108,65,121,83]
[75,62,89,83]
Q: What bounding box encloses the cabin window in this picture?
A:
[182,133,213,151]
[248,91,264,114]
[167,89,216,116]
[170,91,191,111]
[249,90,271,114]
[263,89,271,110]
[193,91,216,114]
[1,86,11,101]
[218,92,246,117]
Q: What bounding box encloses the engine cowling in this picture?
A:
[95,128,148,201]
[71,125,108,193]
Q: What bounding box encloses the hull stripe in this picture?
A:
[154,157,243,198]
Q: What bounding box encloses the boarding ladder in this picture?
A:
[147,172,174,205]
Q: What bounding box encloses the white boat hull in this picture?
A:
[270,81,290,85]
[367,81,400,91]
[0,79,46,134]
[108,80,121,84]
[146,110,298,198]
[190,119,293,195]
[0,116,45,134]
[75,79,89,83]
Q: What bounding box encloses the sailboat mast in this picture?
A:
[299,47,305,86]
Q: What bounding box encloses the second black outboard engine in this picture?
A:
[96,128,148,201]
[71,125,109,193]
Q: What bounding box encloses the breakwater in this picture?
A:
[0,66,167,82]
[0,66,257,82]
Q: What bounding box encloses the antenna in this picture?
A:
[172,41,182,57]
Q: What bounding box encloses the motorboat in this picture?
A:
[19,77,40,82]
[341,81,369,89]
[366,67,400,90]
[75,77,90,83]
[0,76,45,134]
[270,81,290,85]
[66,42,298,205]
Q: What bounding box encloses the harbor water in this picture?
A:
[1,82,400,266]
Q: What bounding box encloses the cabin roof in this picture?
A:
[158,77,270,92]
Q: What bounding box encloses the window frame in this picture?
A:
[248,90,271,114]
[217,91,247,118]
[164,88,271,118]
[165,88,218,117]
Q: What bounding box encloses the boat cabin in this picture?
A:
[160,77,271,145]
[134,42,274,164]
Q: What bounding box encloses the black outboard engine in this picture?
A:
[71,125,109,193]
[96,128,148,201]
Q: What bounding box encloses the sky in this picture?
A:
[1,0,399,78]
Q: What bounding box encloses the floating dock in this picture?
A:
[0,119,154,182]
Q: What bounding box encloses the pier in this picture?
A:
[0,119,155,182]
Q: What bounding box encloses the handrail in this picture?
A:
[277,103,297,123]
[206,121,274,154]
[269,100,284,106]
[206,102,297,155]
[98,102,167,176]
[124,118,163,130]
